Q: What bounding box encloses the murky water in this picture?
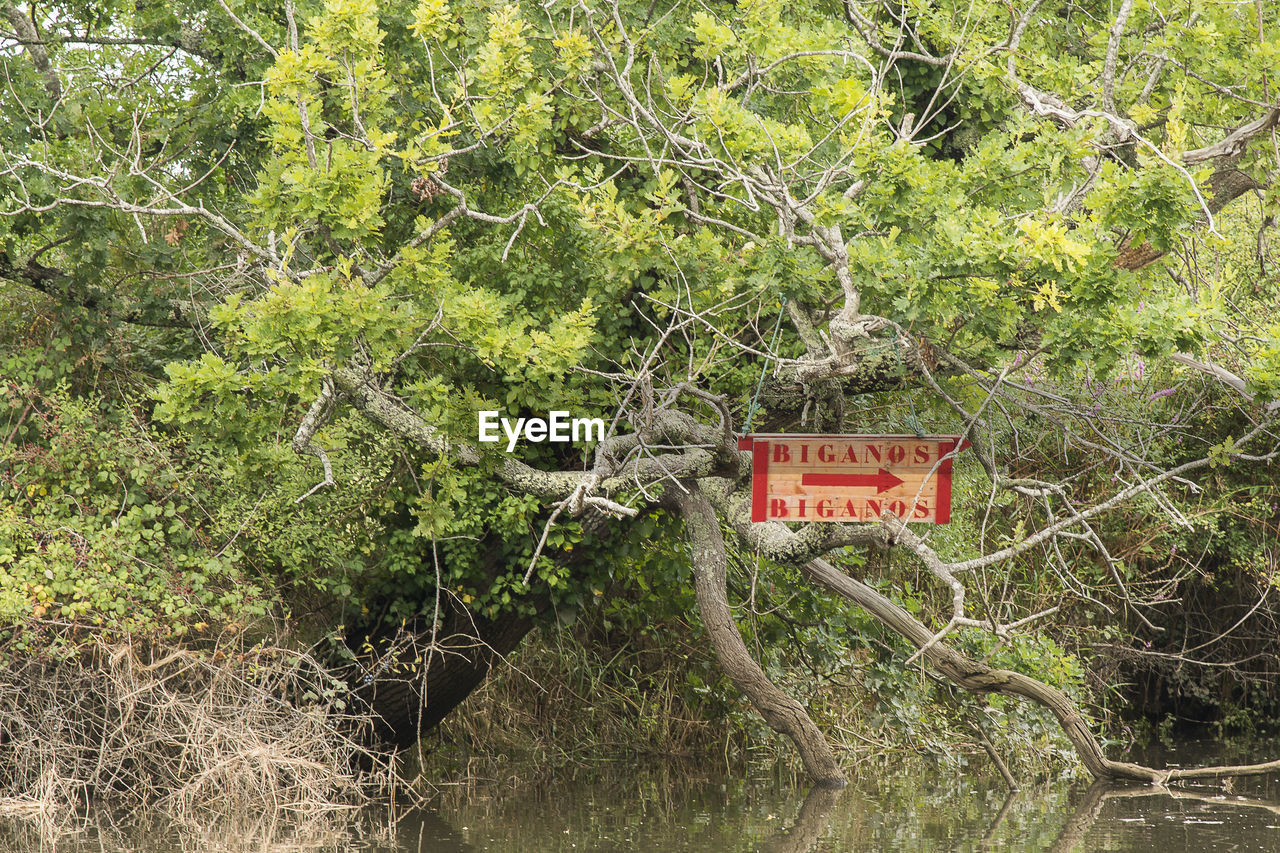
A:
[386,740,1280,853]
[392,757,1280,852]
[11,740,1280,851]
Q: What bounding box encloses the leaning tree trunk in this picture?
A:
[674,485,847,788]
[800,556,1280,784]
[350,593,537,749]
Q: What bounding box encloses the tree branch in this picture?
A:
[0,251,198,328]
[332,367,728,504]
[1183,108,1280,165]
[292,378,337,503]
[799,556,1280,784]
[4,4,61,101]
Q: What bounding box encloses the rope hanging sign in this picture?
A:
[738,434,969,524]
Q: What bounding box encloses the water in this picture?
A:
[396,756,1280,852]
[11,740,1280,851]
[392,740,1280,853]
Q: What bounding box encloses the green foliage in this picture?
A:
[2,0,1279,766]
[0,384,268,629]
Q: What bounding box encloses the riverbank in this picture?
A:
[0,610,1081,827]
[413,619,1083,787]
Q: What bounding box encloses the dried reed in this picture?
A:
[0,621,403,832]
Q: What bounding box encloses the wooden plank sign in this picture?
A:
[738,434,965,524]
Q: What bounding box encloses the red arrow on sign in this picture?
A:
[801,469,905,493]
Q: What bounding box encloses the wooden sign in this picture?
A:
[738,434,965,524]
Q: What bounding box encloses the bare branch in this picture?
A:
[1168,351,1280,412]
[1100,0,1135,115]
[799,555,1280,784]
[332,368,726,503]
[215,0,278,58]
[1183,108,1280,165]
[292,378,337,503]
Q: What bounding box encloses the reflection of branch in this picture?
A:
[1049,780,1280,853]
[757,785,845,853]
[1047,781,1110,853]
[979,789,1020,852]
[1099,783,1280,815]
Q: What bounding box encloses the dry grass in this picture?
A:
[0,621,406,838]
[0,807,409,853]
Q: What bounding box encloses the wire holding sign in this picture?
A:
[738,434,967,524]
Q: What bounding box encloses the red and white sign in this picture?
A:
[738,434,965,524]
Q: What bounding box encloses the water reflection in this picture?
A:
[402,746,1280,853]
[7,741,1280,851]
[756,785,843,853]
[1046,782,1280,852]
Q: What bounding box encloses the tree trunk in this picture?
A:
[675,486,847,788]
[350,594,536,749]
